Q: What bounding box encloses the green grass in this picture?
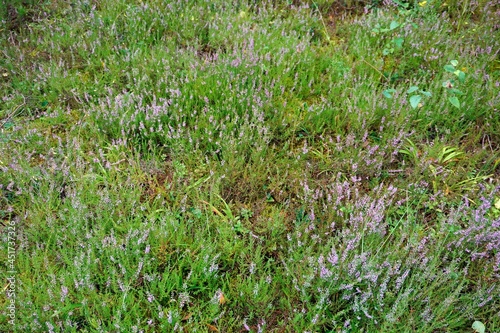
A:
[1,0,499,332]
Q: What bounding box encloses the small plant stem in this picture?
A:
[312,1,332,44]
[361,59,388,81]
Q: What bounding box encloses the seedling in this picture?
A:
[442,60,466,108]
[383,85,432,109]
[398,138,420,165]
[372,21,405,56]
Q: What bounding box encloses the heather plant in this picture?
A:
[1,0,499,332]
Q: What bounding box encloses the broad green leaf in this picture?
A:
[444,65,455,73]
[394,37,404,49]
[449,96,460,108]
[390,21,400,30]
[421,91,432,97]
[409,95,422,109]
[3,121,14,129]
[495,197,500,210]
[458,71,466,82]
[450,59,458,66]
[407,86,419,94]
[383,89,396,99]
[472,321,485,333]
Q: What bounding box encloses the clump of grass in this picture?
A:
[1,0,499,332]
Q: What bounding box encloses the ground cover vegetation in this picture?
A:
[1,0,499,331]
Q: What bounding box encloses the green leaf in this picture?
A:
[450,59,459,66]
[444,65,455,73]
[494,197,500,210]
[409,95,422,109]
[393,37,404,49]
[190,207,203,219]
[371,24,380,33]
[458,71,466,82]
[439,146,463,164]
[383,89,396,99]
[449,96,460,108]
[3,121,14,129]
[421,91,432,97]
[407,86,419,94]
[389,21,400,30]
[472,321,485,333]
[450,88,463,95]
[392,0,409,8]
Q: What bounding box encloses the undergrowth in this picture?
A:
[1,0,499,332]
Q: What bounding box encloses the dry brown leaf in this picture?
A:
[219,292,227,305]
[206,323,218,332]
[181,313,192,321]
